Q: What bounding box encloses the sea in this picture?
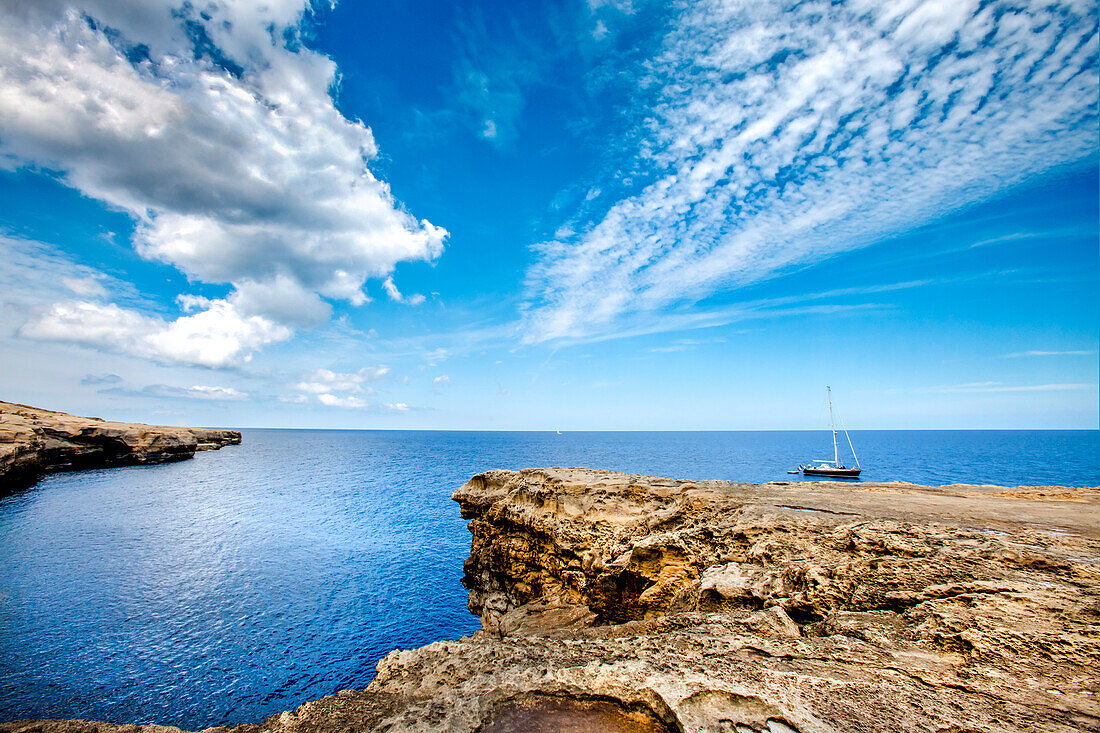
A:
[1,428,1097,728]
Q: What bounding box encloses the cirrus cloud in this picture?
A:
[522,0,1099,342]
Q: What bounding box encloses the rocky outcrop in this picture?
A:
[0,401,241,489]
[2,468,1098,732]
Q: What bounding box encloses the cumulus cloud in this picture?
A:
[1,0,446,362]
[19,299,292,368]
[522,0,1099,341]
[432,374,451,385]
[292,366,390,394]
[285,365,409,410]
[316,393,409,411]
[317,393,370,408]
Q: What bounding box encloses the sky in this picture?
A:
[0,0,1096,430]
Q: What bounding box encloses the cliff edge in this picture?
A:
[0,400,241,488]
[2,468,1098,732]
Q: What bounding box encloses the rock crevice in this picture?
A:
[2,467,1098,732]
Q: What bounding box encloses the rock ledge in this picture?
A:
[0,400,241,489]
[2,467,1098,732]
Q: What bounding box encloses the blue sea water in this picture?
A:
[1,429,1097,728]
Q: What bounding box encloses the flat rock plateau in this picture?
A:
[0,400,240,489]
[3,467,1099,732]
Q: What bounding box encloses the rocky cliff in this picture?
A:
[0,400,241,488]
[2,468,1098,733]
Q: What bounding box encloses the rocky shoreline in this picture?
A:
[3,467,1098,732]
[0,401,241,490]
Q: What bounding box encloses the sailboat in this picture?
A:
[799,387,861,478]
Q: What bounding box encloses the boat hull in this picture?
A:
[801,467,861,478]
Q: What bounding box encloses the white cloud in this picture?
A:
[0,0,446,361]
[0,236,130,313]
[292,366,389,394]
[1002,350,1097,358]
[382,276,426,306]
[317,393,370,408]
[522,0,1099,342]
[144,300,292,367]
[231,276,332,329]
[284,364,410,410]
[61,276,107,298]
[424,347,449,365]
[433,374,451,385]
[81,373,122,385]
[315,393,410,411]
[19,299,292,368]
[170,384,249,401]
[97,382,249,401]
[927,382,1095,394]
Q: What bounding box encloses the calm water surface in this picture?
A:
[1,429,1097,728]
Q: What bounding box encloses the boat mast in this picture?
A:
[828,386,838,466]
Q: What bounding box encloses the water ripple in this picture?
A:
[1,429,1096,728]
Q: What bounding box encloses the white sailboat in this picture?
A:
[799,387,861,478]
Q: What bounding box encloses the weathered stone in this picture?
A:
[0,401,241,489]
[2,467,1097,732]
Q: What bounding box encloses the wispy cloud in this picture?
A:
[101,383,249,401]
[968,228,1088,249]
[80,373,122,386]
[382,276,426,306]
[648,336,728,353]
[1002,350,1097,358]
[61,276,107,299]
[522,0,1099,342]
[926,382,1095,394]
[449,8,539,146]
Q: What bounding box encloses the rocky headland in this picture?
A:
[3,467,1098,732]
[0,400,241,489]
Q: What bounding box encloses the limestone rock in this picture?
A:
[0,400,241,489]
[2,467,1098,732]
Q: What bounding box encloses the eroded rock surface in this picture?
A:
[3,468,1098,732]
[0,400,241,488]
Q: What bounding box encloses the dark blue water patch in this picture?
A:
[0,429,1097,728]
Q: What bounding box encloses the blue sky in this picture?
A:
[0,0,1096,429]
